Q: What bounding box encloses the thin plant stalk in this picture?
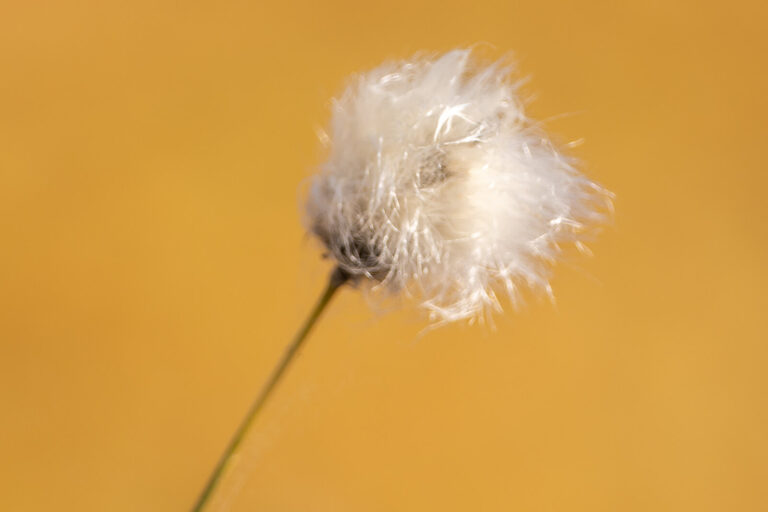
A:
[192,267,348,512]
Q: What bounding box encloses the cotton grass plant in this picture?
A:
[192,48,612,511]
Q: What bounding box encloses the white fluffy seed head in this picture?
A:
[305,49,612,325]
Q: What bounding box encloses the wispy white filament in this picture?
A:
[305,49,612,325]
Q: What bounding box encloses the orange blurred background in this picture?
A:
[2,1,767,510]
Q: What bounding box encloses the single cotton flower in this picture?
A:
[305,49,612,325]
[194,50,613,511]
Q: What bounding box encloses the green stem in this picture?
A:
[191,267,348,512]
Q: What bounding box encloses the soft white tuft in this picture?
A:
[305,49,612,325]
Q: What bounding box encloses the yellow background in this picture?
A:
[2,1,767,510]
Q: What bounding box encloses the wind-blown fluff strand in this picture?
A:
[305,49,612,325]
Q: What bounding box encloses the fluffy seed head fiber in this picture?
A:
[305,49,612,325]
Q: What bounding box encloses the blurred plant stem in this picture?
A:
[192,267,348,512]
